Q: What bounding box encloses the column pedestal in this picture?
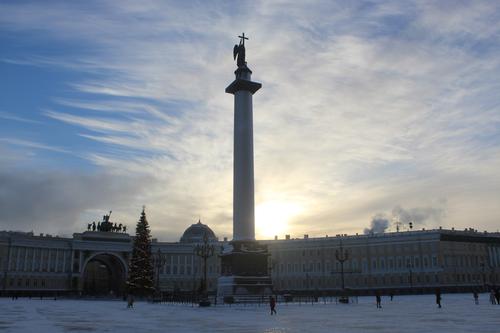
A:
[217,240,272,302]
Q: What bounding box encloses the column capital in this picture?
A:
[225,79,262,95]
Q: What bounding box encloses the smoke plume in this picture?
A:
[364,201,447,234]
[392,204,446,225]
[363,214,390,235]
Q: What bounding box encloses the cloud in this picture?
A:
[0,112,42,124]
[0,1,499,239]
[392,203,446,227]
[364,214,390,235]
[0,138,71,154]
[0,166,151,237]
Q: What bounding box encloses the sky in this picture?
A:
[1,0,499,241]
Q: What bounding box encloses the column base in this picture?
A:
[217,240,273,302]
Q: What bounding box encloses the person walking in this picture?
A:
[375,291,382,308]
[127,294,134,308]
[490,289,496,305]
[269,296,277,315]
[435,288,442,308]
[473,291,479,305]
[495,288,500,305]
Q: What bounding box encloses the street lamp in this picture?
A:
[152,248,167,297]
[407,262,413,289]
[335,241,349,291]
[194,232,215,307]
[271,259,279,291]
[480,262,486,289]
[334,240,350,304]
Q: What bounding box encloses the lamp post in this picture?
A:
[333,240,351,304]
[194,232,215,307]
[335,241,349,291]
[271,259,279,291]
[480,262,486,289]
[407,262,413,289]
[152,248,167,297]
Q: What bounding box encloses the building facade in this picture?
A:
[1,223,499,297]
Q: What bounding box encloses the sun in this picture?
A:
[255,200,303,239]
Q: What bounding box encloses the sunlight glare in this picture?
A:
[255,200,303,239]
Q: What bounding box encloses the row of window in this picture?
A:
[274,272,497,290]
[279,242,440,259]
[3,278,47,288]
[443,255,488,268]
[277,255,440,275]
[161,264,220,276]
[5,247,71,273]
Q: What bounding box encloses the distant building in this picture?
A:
[1,222,499,297]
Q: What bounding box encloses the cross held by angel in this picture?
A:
[233,33,248,68]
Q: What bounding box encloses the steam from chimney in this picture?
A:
[364,214,390,235]
[392,204,445,225]
[364,200,447,234]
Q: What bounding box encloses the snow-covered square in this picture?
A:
[0,293,498,333]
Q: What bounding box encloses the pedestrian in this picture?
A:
[127,294,134,308]
[269,296,277,315]
[375,291,382,308]
[389,292,394,301]
[473,291,479,305]
[495,288,500,305]
[435,288,442,308]
[490,289,496,305]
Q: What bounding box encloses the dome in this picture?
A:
[180,220,218,243]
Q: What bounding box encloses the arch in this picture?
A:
[82,252,128,275]
[82,252,127,297]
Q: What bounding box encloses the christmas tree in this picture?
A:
[126,206,155,296]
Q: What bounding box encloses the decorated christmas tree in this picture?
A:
[126,206,155,296]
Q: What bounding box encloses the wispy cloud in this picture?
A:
[0,138,71,154]
[0,112,41,124]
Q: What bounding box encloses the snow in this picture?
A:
[0,293,499,333]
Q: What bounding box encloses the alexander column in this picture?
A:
[225,32,261,241]
[218,34,272,301]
